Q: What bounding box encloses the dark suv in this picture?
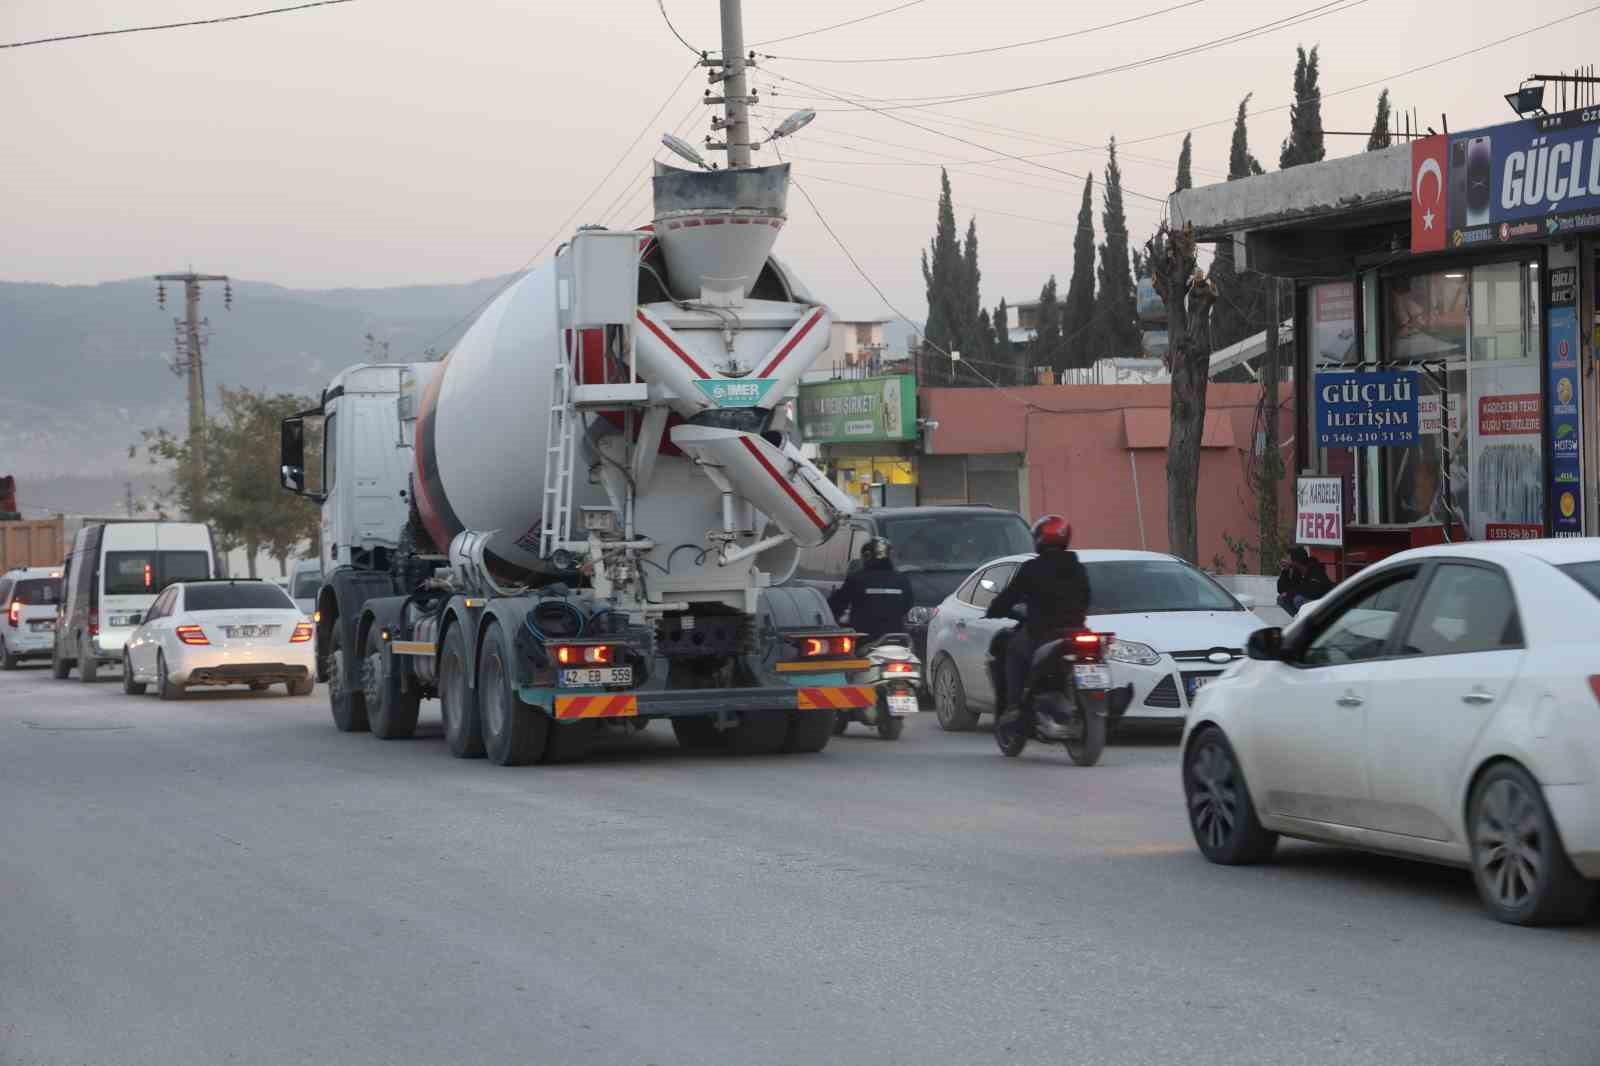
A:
[790,506,1033,659]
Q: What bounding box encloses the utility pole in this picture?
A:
[155,272,231,523]
[124,481,136,518]
[1259,278,1283,575]
[718,0,752,167]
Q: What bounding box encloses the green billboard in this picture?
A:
[797,374,917,443]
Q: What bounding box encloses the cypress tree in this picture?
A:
[1061,175,1097,368]
[960,217,985,369]
[919,168,962,381]
[1094,137,1142,361]
[993,297,1012,378]
[1175,132,1194,193]
[1029,276,1062,375]
[1211,95,1265,351]
[1367,88,1392,151]
[1280,45,1325,169]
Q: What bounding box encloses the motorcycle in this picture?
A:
[988,613,1132,766]
[834,633,922,741]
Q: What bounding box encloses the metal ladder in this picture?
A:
[538,353,577,560]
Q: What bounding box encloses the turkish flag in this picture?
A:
[1411,135,1448,254]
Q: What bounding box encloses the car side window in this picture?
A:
[969,564,1016,611]
[0,580,12,607]
[1399,564,1522,657]
[1300,571,1419,667]
[148,588,175,622]
[955,571,982,605]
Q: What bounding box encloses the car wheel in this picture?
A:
[157,653,183,701]
[122,652,147,696]
[933,658,978,732]
[438,624,484,759]
[1468,763,1597,926]
[326,624,369,732]
[1184,727,1278,864]
[1,638,16,671]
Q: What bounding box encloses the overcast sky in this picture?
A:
[4,0,1595,323]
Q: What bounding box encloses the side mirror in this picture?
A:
[281,416,306,493]
[1245,626,1284,661]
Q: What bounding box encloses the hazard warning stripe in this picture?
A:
[796,687,874,711]
[636,310,710,378]
[759,307,826,378]
[554,695,639,719]
[739,436,827,531]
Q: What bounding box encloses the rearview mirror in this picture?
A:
[1245,626,1283,661]
[280,409,326,501]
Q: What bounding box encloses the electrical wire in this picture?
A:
[3,0,354,48]
[796,172,1077,229]
[656,0,704,56]
[749,0,931,48]
[763,0,1207,63]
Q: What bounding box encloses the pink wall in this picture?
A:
[921,384,1294,572]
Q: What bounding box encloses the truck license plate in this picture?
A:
[560,667,633,688]
[1073,665,1111,689]
[887,693,919,716]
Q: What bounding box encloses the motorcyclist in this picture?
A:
[829,537,914,645]
[985,515,1091,731]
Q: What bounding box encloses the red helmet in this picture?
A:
[1032,514,1073,551]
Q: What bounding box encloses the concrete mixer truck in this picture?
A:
[279,162,874,765]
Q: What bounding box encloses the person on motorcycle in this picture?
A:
[829,537,914,645]
[985,515,1091,731]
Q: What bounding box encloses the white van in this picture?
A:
[53,522,216,682]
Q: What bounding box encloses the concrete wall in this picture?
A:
[920,383,1293,573]
[1172,144,1412,239]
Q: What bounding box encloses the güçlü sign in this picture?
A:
[1314,370,1420,448]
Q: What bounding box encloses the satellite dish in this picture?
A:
[661,133,709,169]
[769,109,817,141]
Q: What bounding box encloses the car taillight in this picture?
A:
[1590,676,1600,705]
[1068,630,1110,664]
[6,601,17,626]
[88,609,99,637]
[884,661,915,675]
[175,624,209,646]
[800,635,856,658]
[290,623,314,643]
[553,643,617,666]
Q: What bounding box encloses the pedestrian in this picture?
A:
[1277,546,1332,616]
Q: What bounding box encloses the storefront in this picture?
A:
[1175,106,1599,568]
[796,373,920,507]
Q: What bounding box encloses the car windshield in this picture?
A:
[1083,560,1242,613]
[1559,561,1600,600]
[104,550,212,595]
[291,570,321,598]
[184,583,297,611]
[12,578,62,605]
[879,513,1032,572]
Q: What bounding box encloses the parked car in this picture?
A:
[1182,539,1600,926]
[790,506,1033,660]
[288,558,320,616]
[53,521,216,682]
[0,566,63,669]
[122,579,316,699]
[926,549,1260,731]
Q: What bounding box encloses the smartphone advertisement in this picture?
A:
[1547,267,1584,535]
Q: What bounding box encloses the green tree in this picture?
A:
[1279,45,1325,169]
[1210,94,1267,352]
[1061,175,1097,370]
[1175,132,1194,193]
[959,216,987,370]
[1229,92,1265,180]
[1027,276,1062,375]
[919,168,962,383]
[1367,88,1392,151]
[1094,138,1142,362]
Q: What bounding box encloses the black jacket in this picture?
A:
[829,560,914,640]
[1277,559,1333,602]
[986,549,1091,640]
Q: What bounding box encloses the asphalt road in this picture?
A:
[2,665,1597,1066]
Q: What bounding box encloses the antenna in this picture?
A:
[662,132,711,169]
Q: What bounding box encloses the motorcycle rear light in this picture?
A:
[175,624,209,646]
[290,623,314,643]
[553,643,616,666]
[88,609,99,638]
[1068,630,1109,664]
[884,661,914,675]
[800,635,856,658]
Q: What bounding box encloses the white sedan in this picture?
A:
[1182,539,1600,925]
[122,579,317,699]
[926,549,1262,731]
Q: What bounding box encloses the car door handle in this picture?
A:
[1336,692,1364,708]
[1462,690,1496,705]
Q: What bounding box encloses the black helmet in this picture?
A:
[860,537,893,563]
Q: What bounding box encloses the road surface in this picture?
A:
[2,665,1595,1066]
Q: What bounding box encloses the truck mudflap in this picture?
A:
[537,685,874,720]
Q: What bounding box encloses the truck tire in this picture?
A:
[78,636,98,683]
[326,625,370,733]
[783,709,836,753]
[51,641,72,679]
[439,623,484,758]
[365,645,420,740]
[477,620,547,765]
[729,709,789,756]
[671,717,730,752]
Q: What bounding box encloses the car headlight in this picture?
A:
[906,606,936,626]
[1106,639,1161,666]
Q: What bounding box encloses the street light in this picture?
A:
[1505,80,1547,118]
[661,133,711,170]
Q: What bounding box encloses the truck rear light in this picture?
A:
[800,635,855,658]
[884,661,914,675]
[290,623,314,643]
[88,609,99,637]
[175,624,209,646]
[553,643,616,666]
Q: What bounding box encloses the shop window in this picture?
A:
[1379,271,1468,526]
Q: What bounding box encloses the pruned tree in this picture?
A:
[1174,132,1194,193]
[1367,88,1392,151]
[1147,222,1218,564]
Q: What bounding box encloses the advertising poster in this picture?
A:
[1547,272,1585,534]
[1310,282,1357,367]
[1314,370,1420,448]
[1470,369,1544,540]
[1295,477,1344,546]
[797,374,917,443]
[1412,108,1600,254]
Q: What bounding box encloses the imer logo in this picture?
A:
[694,377,776,409]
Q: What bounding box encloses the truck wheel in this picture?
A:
[477,621,546,765]
[157,653,184,701]
[729,709,789,756]
[671,717,730,752]
[122,652,147,696]
[78,637,98,683]
[1,639,16,671]
[51,640,72,679]
[326,626,369,733]
[365,645,420,740]
[784,710,836,753]
[439,624,484,758]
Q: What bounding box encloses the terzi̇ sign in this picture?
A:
[1314,370,1419,447]
[797,374,916,443]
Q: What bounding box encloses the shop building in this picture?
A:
[1175,106,1598,567]
[796,373,920,507]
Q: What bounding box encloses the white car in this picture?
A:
[0,566,63,669]
[1182,539,1600,926]
[122,579,317,699]
[288,559,321,617]
[926,549,1261,731]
